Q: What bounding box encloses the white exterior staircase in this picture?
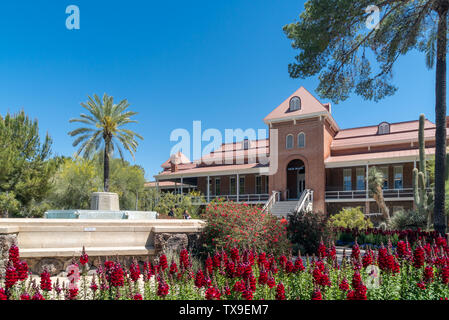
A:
[266,189,314,218]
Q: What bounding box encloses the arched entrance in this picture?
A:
[286,159,305,200]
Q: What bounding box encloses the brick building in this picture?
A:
[154,87,448,216]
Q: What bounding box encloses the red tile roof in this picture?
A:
[325,148,435,165]
[264,87,331,122]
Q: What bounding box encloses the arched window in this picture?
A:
[289,96,301,111]
[298,132,305,148]
[378,122,390,135]
[286,134,294,149]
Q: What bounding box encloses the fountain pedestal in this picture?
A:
[90,192,120,211]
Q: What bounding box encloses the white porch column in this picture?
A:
[207,176,210,203]
[237,174,240,202]
[181,177,184,195]
[365,164,369,198]
[365,163,369,214]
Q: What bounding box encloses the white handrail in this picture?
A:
[295,189,313,214]
[262,191,279,213]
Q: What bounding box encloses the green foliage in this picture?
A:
[0,110,60,217]
[368,167,390,221]
[413,114,434,230]
[328,207,373,230]
[68,93,143,192]
[201,201,290,256]
[287,211,330,255]
[152,191,203,219]
[389,209,427,231]
[49,155,146,211]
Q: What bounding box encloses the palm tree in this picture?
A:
[368,167,390,222]
[68,94,143,192]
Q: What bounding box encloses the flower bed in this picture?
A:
[333,227,442,247]
[2,235,449,300]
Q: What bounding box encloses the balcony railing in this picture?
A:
[325,188,419,201]
[189,194,270,204]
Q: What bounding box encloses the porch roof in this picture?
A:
[154,163,270,180]
[325,148,435,168]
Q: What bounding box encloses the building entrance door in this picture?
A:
[286,159,305,200]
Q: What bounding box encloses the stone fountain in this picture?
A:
[45,192,158,220]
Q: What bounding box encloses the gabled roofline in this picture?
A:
[264,112,340,131]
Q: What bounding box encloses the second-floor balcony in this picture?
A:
[325,188,424,202]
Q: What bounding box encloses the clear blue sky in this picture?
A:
[0,1,437,181]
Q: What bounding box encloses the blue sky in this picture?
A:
[0,1,437,181]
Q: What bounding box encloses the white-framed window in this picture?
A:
[215,178,221,195]
[230,177,236,195]
[343,169,352,191]
[286,134,293,149]
[256,176,262,194]
[394,166,403,189]
[289,96,301,111]
[298,132,305,148]
[239,176,245,194]
[378,122,390,135]
[356,168,365,191]
[243,139,249,150]
[380,167,389,189]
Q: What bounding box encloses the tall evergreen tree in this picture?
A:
[284,0,449,234]
[0,110,59,217]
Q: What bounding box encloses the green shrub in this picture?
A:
[201,201,290,256]
[328,207,373,230]
[388,209,427,230]
[287,211,331,255]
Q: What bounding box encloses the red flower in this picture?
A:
[242,289,253,300]
[194,270,205,288]
[8,245,19,266]
[318,241,327,258]
[275,283,286,300]
[205,256,213,275]
[159,255,168,271]
[180,249,191,270]
[351,243,360,261]
[294,258,305,272]
[68,288,79,300]
[0,288,7,300]
[17,261,29,281]
[157,279,169,297]
[339,279,349,292]
[133,294,143,300]
[311,289,322,300]
[20,293,30,300]
[441,265,449,284]
[80,246,89,265]
[129,261,141,282]
[205,286,221,300]
[424,266,434,283]
[40,269,52,292]
[258,269,268,285]
[169,261,178,275]
[32,292,45,300]
[5,265,18,289]
[417,282,426,290]
[413,245,425,268]
[110,263,125,287]
[267,276,276,288]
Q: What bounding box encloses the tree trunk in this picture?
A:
[104,141,110,192]
[434,7,448,236]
